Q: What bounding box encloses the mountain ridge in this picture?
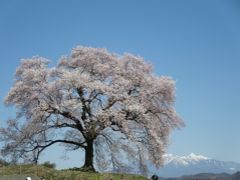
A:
[153,153,240,177]
[158,171,240,180]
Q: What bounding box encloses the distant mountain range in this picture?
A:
[159,171,240,180]
[154,153,240,178]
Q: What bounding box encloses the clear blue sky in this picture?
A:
[0,0,240,169]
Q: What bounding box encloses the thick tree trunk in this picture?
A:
[82,139,95,171]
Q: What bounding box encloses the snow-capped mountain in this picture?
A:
[154,153,240,177]
[163,153,209,166]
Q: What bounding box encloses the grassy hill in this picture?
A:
[0,164,148,180]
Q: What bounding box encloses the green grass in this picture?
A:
[0,165,148,180]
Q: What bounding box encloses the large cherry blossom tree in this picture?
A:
[0,46,184,172]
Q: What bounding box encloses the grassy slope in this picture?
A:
[0,165,148,180]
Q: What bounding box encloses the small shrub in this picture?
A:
[0,158,10,166]
[41,161,56,169]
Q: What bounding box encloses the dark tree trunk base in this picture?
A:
[80,165,96,172]
[82,139,95,172]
